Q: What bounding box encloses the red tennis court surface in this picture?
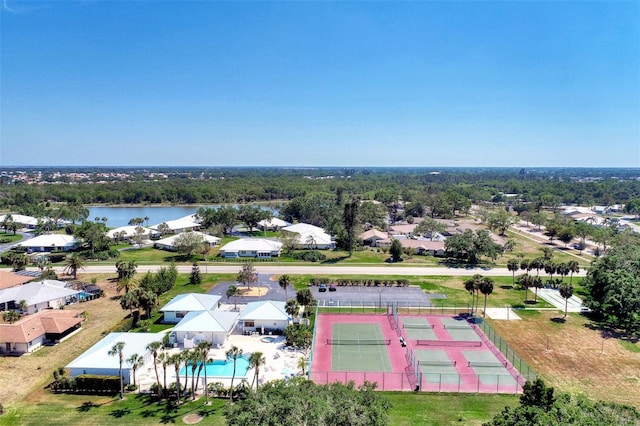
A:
[310,312,528,393]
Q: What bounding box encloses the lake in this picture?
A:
[88,205,276,228]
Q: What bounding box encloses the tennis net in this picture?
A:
[443,324,472,329]
[467,360,508,367]
[418,360,456,367]
[417,340,482,347]
[326,338,391,345]
[403,323,435,329]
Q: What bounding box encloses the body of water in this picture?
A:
[180,357,250,378]
[88,205,277,228]
[88,206,199,228]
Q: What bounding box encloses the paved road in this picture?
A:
[16,264,588,277]
[0,231,32,254]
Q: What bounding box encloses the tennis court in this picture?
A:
[414,349,459,384]
[330,323,393,372]
[401,316,437,340]
[463,350,517,386]
[440,317,482,341]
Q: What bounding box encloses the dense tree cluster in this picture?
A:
[485,379,640,425]
[224,378,391,426]
[583,240,640,334]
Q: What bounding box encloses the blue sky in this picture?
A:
[1,1,638,167]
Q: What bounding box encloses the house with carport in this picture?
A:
[0,309,85,355]
[0,280,81,314]
[66,332,165,385]
[238,300,289,335]
[159,293,222,323]
[361,229,391,247]
[150,215,200,234]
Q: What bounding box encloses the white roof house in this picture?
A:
[0,214,39,228]
[18,234,78,253]
[106,226,156,240]
[154,231,220,251]
[0,280,81,314]
[257,217,291,231]
[219,238,283,258]
[151,216,200,234]
[281,223,334,250]
[159,293,222,323]
[238,300,289,334]
[171,310,240,347]
[66,332,165,384]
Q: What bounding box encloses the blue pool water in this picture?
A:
[180,357,250,378]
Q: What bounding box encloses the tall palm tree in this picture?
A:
[249,351,266,390]
[226,346,243,400]
[126,353,144,391]
[63,253,85,279]
[463,276,478,315]
[226,285,240,310]
[108,341,126,399]
[146,341,163,397]
[556,262,569,288]
[158,351,170,395]
[507,259,519,287]
[567,260,580,287]
[168,352,183,404]
[144,216,150,227]
[559,283,574,318]
[278,274,291,301]
[517,273,531,303]
[479,277,494,318]
[188,350,200,400]
[196,342,212,404]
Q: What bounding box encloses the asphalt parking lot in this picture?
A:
[209,274,446,307]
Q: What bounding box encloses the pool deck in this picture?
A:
[136,334,306,393]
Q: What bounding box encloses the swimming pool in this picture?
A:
[180,356,250,378]
[261,336,277,343]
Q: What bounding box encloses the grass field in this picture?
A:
[0,390,518,426]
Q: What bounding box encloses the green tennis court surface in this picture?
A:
[401,316,437,340]
[463,350,517,385]
[331,323,393,372]
[415,349,460,384]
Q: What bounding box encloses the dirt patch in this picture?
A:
[183,413,203,424]
[238,286,268,297]
[488,311,640,407]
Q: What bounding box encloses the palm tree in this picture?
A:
[479,277,494,318]
[559,283,574,318]
[196,342,212,404]
[63,253,85,279]
[305,234,316,250]
[126,353,144,391]
[146,341,163,397]
[517,273,531,303]
[507,259,519,287]
[188,350,200,400]
[226,346,243,401]
[464,276,478,314]
[108,341,126,399]
[285,299,300,319]
[556,262,569,288]
[249,351,266,390]
[226,285,240,310]
[530,257,545,301]
[144,216,150,227]
[116,276,138,295]
[278,274,291,301]
[168,352,183,404]
[33,256,50,272]
[567,260,580,287]
[158,351,169,395]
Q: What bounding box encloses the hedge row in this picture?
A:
[309,278,410,287]
[51,374,121,394]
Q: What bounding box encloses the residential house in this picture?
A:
[18,234,78,253]
[0,309,84,355]
[398,239,446,257]
[0,280,81,314]
[154,231,220,251]
[361,229,391,247]
[150,215,200,234]
[106,226,156,241]
[238,300,289,335]
[218,238,283,258]
[159,293,222,324]
[281,223,334,249]
[170,310,239,348]
[257,217,291,231]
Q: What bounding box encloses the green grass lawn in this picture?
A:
[0,232,23,244]
[0,390,518,426]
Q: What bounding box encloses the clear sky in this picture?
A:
[1,1,639,167]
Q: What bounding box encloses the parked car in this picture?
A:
[329,284,337,292]
[319,284,327,292]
